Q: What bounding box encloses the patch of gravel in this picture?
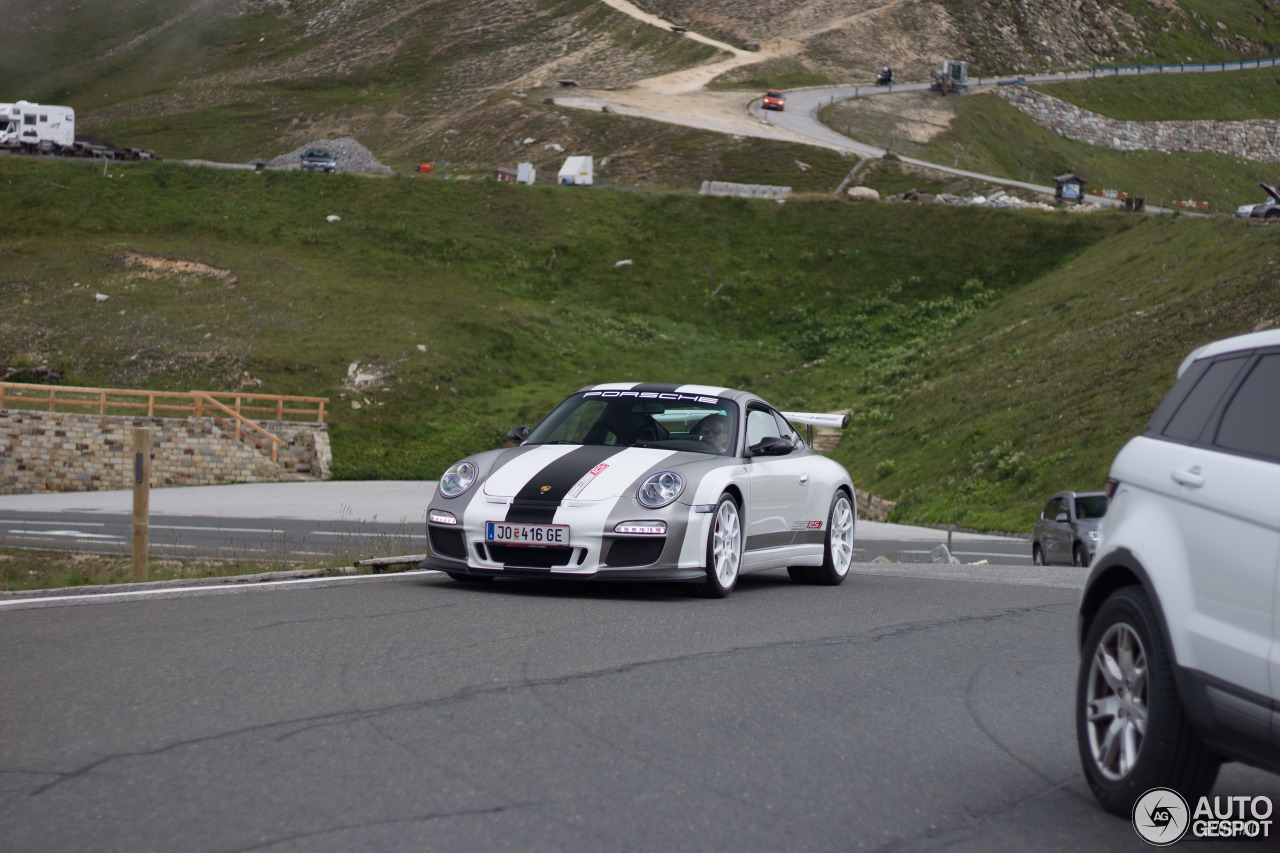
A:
[267,137,393,174]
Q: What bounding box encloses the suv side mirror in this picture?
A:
[507,426,531,444]
[1055,512,1069,523]
[748,436,794,457]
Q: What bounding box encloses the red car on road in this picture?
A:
[762,90,785,111]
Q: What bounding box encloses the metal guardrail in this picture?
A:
[1091,57,1280,77]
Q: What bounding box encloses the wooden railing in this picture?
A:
[0,382,327,423]
[192,392,283,463]
[0,382,328,464]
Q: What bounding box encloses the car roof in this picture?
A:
[1177,329,1280,377]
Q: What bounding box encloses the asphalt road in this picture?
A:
[0,482,1032,565]
[3,565,1277,852]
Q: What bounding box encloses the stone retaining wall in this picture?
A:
[993,85,1280,163]
[0,409,331,495]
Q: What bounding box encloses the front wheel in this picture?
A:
[1073,544,1089,567]
[699,494,742,598]
[1076,586,1220,815]
[1032,544,1045,566]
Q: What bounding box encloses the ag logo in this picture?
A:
[1133,788,1190,846]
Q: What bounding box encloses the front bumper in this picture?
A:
[424,497,709,580]
[419,552,707,581]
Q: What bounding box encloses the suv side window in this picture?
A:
[1161,356,1248,442]
[1214,354,1280,461]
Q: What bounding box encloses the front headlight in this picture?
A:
[439,460,478,498]
[637,471,684,509]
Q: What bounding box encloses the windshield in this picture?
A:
[766,91,783,98]
[305,150,332,159]
[525,391,740,455]
[1074,495,1109,520]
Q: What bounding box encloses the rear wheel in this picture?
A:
[791,492,854,585]
[1076,586,1220,815]
[699,494,741,598]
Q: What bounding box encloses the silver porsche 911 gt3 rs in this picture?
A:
[420,383,856,597]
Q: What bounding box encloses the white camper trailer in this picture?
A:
[0,101,76,152]
[557,155,593,186]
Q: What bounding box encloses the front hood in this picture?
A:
[481,444,717,502]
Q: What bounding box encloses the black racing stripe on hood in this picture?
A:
[505,445,626,524]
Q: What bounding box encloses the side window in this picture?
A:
[1214,354,1280,462]
[746,408,784,447]
[772,411,803,447]
[1162,356,1247,442]
[1041,499,1058,520]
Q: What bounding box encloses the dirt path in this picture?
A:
[556,0,810,140]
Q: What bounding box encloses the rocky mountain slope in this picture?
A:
[2,0,1277,168]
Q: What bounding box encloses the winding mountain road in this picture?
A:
[571,0,1274,209]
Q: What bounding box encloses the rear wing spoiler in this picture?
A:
[782,412,849,429]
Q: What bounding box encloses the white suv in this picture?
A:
[1076,329,1280,815]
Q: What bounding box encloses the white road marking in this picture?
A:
[0,519,106,526]
[0,570,443,610]
[152,524,286,534]
[6,530,121,540]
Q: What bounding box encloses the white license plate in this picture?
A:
[485,521,569,547]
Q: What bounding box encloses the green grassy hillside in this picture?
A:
[828,215,1278,531]
[2,156,1123,498]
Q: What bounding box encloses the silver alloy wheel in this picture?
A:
[1033,545,1044,566]
[828,495,854,577]
[1084,622,1149,781]
[712,499,742,587]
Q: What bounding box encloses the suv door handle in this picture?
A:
[799,473,810,486]
[1171,467,1204,488]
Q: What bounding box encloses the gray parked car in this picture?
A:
[300,148,337,173]
[1032,491,1108,566]
[1233,182,1280,218]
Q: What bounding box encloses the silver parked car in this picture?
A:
[422,383,856,597]
[300,148,337,173]
[1032,491,1107,567]
[1233,182,1280,218]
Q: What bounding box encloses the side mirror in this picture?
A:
[507,426,531,444]
[748,436,793,457]
[1055,512,1069,523]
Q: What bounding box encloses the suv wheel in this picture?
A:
[1076,586,1220,815]
[1032,544,1045,566]
[1073,544,1089,567]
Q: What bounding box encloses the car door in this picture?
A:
[1156,352,1280,712]
[1043,495,1071,564]
[741,405,809,558]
